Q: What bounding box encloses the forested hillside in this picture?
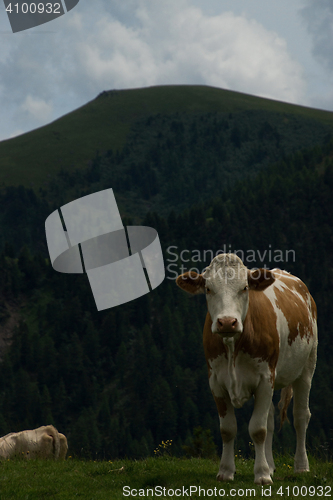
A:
[1,84,333,188]
[46,109,332,218]
[0,92,332,460]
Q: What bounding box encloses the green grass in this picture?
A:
[0,455,331,499]
[1,84,333,190]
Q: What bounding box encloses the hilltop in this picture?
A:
[0,85,333,190]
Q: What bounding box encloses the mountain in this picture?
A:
[0,85,332,460]
[0,85,333,190]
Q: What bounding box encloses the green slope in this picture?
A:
[0,457,331,500]
[1,85,333,189]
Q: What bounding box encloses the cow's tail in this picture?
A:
[278,385,293,429]
[46,425,61,459]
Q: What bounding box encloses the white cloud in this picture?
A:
[71,2,305,103]
[21,95,53,122]
[0,0,307,140]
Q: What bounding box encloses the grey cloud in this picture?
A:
[0,0,307,141]
[300,0,333,70]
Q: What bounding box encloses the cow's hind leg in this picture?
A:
[249,380,273,485]
[214,395,237,481]
[265,401,275,476]
[292,344,317,473]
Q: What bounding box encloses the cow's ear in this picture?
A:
[176,271,206,295]
[248,269,275,291]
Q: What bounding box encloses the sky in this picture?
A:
[0,0,332,142]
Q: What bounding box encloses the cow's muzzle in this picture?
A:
[216,317,240,336]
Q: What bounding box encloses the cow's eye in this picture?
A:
[205,287,211,294]
[243,285,249,291]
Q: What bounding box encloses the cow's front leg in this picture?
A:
[214,394,237,481]
[249,379,273,485]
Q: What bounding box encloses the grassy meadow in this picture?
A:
[0,455,331,499]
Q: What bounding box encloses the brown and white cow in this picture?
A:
[176,253,317,485]
[0,425,68,460]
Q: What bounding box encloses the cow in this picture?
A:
[0,425,68,460]
[176,253,317,485]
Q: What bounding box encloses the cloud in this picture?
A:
[21,95,53,121]
[300,0,333,71]
[0,0,306,140]
[72,1,305,103]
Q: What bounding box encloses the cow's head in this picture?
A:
[176,253,275,337]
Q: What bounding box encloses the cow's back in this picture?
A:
[262,270,317,389]
[0,425,68,460]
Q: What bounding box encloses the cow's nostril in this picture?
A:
[217,317,238,333]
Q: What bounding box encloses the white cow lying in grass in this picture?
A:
[0,425,68,460]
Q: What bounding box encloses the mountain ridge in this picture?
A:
[1,84,333,189]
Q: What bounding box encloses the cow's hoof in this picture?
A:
[254,475,273,485]
[295,468,310,473]
[216,471,234,482]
